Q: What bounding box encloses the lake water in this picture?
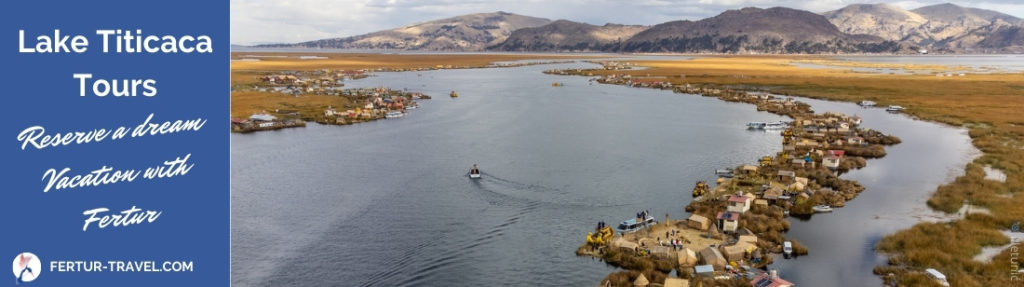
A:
[231,59,977,286]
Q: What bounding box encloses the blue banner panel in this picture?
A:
[2,1,228,286]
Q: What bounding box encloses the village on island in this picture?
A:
[230,68,429,133]
[541,61,912,287]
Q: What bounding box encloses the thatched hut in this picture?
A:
[633,273,649,287]
[699,246,727,269]
[687,214,710,230]
[677,248,698,267]
[722,244,747,261]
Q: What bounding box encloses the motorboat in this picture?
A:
[812,205,833,213]
[783,241,793,257]
[885,105,905,112]
[450,91,459,98]
[405,104,417,110]
[616,215,656,233]
[764,121,788,130]
[859,100,876,107]
[715,168,734,178]
[385,111,404,118]
[469,165,481,179]
[748,121,788,130]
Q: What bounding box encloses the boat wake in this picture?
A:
[477,172,562,194]
[468,172,634,209]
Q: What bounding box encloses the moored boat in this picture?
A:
[386,111,404,118]
[616,214,656,233]
[859,100,876,107]
[885,105,905,112]
[715,168,734,178]
[812,205,833,213]
[748,121,788,130]
[783,241,793,258]
[764,121,788,130]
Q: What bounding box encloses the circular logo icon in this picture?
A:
[12,252,41,283]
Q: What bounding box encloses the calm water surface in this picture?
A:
[232,59,977,286]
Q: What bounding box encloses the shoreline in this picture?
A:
[553,63,899,285]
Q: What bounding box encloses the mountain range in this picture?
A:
[257,3,1024,54]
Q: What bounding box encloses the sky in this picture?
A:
[231,0,1024,45]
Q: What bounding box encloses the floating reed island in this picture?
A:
[556,63,901,286]
[230,71,431,133]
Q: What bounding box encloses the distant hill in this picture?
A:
[617,7,897,53]
[824,4,929,42]
[911,3,1022,25]
[257,3,1024,54]
[825,3,1024,52]
[260,12,551,51]
[491,20,648,51]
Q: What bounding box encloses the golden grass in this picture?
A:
[584,55,1024,286]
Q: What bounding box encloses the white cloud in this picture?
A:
[230,0,1024,45]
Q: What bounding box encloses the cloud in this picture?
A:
[230,0,1024,45]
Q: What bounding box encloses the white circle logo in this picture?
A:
[12,252,41,283]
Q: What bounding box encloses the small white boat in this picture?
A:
[747,121,787,130]
[859,100,876,107]
[469,165,481,179]
[764,121,788,130]
[616,215,656,233]
[885,105,905,112]
[386,111,404,118]
[405,105,417,110]
[715,169,734,178]
[851,115,862,125]
[813,205,833,213]
[783,241,793,257]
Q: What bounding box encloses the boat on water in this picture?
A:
[852,115,862,125]
[885,105,905,112]
[860,100,876,107]
[469,164,481,179]
[783,241,793,257]
[617,215,656,233]
[385,111,404,119]
[812,205,833,213]
[405,104,417,110]
[450,91,459,98]
[747,121,788,130]
[715,168,734,178]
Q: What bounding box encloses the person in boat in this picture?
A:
[470,164,480,175]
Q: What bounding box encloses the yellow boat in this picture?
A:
[450,91,458,98]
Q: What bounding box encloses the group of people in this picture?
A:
[595,221,607,230]
[659,237,685,251]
